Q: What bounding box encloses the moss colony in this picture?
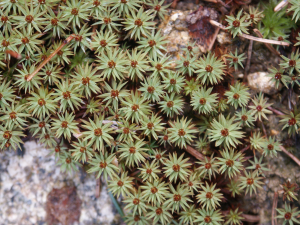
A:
[0,0,300,224]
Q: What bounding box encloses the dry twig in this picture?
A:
[186,145,207,161]
[272,192,278,225]
[280,146,300,167]
[253,29,281,56]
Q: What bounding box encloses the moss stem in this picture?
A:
[280,146,300,167]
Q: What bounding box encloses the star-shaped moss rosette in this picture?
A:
[267,67,290,89]
[249,132,265,152]
[216,148,245,179]
[141,179,169,205]
[109,0,141,15]
[288,0,300,22]
[108,171,134,198]
[51,112,78,141]
[0,0,24,14]
[70,139,93,163]
[183,172,203,195]
[282,181,299,202]
[197,182,223,210]
[0,32,17,61]
[120,91,151,123]
[276,203,300,225]
[279,106,300,137]
[91,30,119,55]
[261,136,281,158]
[150,149,167,164]
[163,153,191,183]
[50,41,73,66]
[70,24,92,53]
[168,117,197,149]
[197,153,219,181]
[81,115,114,151]
[123,188,148,216]
[126,48,149,80]
[87,151,119,180]
[179,205,198,225]
[227,180,243,197]
[28,116,52,137]
[40,63,63,85]
[147,202,173,225]
[225,9,251,37]
[235,107,255,127]
[249,92,272,121]
[191,87,218,114]
[44,8,68,39]
[57,150,81,175]
[208,114,244,148]
[238,170,263,196]
[139,160,160,182]
[149,55,172,78]
[195,208,224,225]
[116,120,139,143]
[0,101,30,128]
[140,113,165,140]
[118,139,149,167]
[92,7,122,32]
[184,79,201,96]
[14,27,43,55]
[196,52,225,85]
[0,80,15,110]
[176,54,198,77]
[123,8,155,40]
[124,213,150,225]
[0,123,25,150]
[225,82,250,109]
[162,71,185,93]
[159,93,184,117]
[147,0,171,20]
[225,208,244,225]
[280,49,300,75]
[246,156,270,177]
[48,141,68,160]
[86,0,107,17]
[36,132,57,148]
[139,76,165,102]
[245,6,264,24]
[164,184,192,213]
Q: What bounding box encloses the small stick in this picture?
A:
[208,27,220,51]
[5,50,22,59]
[95,177,101,198]
[241,214,260,223]
[209,20,290,46]
[274,0,289,12]
[240,145,250,153]
[26,34,75,81]
[261,121,268,138]
[253,29,281,56]
[186,145,207,161]
[280,146,300,167]
[244,39,253,82]
[267,106,285,116]
[272,192,278,225]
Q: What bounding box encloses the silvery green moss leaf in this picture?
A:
[0,31,18,61]
[249,132,265,152]
[149,55,172,78]
[182,41,199,57]
[44,8,68,39]
[91,30,119,55]
[194,136,209,152]
[179,205,198,225]
[282,181,299,202]
[238,170,263,196]
[163,153,191,183]
[97,47,128,80]
[85,98,102,115]
[182,172,202,195]
[139,160,160,182]
[36,132,57,148]
[123,8,155,40]
[262,136,281,158]
[225,9,251,37]
[116,120,139,142]
[54,80,82,112]
[279,106,300,137]
[208,114,244,148]
[93,8,122,32]
[51,41,73,66]
[100,81,130,111]
[60,0,91,32]
[150,149,167,164]
[139,76,164,102]
[40,63,63,85]
[127,48,149,80]
[141,179,169,205]
[195,208,224,225]
[86,0,107,17]
[168,117,197,149]
[0,0,23,14]
[176,54,198,76]
[124,188,148,216]
[227,180,242,197]
[197,153,219,181]
[280,49,300,75]
[276,203,300,225]
[33,0,58,11]
[137,30,168,60]
[245,6,264,24]
[159,93,184,117]
[235,107,255,127]
[196,52,225,85]
[13,1,46,33]
[109,0,141,15]
[71,63,101,98]
[225,208,244,225]
[140,113,165,140]
[227,49,246,71]
[108,171,134,198]
[70,24,92,53]
[246,156,270,177]
[216,148,245,179]
[86,151,119,180]
[267,67,290,89]
[249,92,272,121]
[147,0,171,20]
[81,114,114,152]
[48,141,68,160]
[118,139,149,167]
[196,182,223,210]
[19,52,38,67]
[14,64,42,94]
[28,116,52,137]
[51,112,78,141]
[191,87,218,114]
[0,101,30,128]
[164,184,192,213]
[0,123,25,151]
[120,91,151,124]
[14,27,43,55]
[184,78,201,96]
[162,71,185,93]
[0,80,15,110]
[57,150,81,174]
[147,202,173,225]
[37,45,52,63]
[288,0,300,22]
[124,213,150,225]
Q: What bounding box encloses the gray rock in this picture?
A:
[247,72,282,95]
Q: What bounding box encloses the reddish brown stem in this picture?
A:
[267,107,285,116]
[5,50,22,59]
[272,192,278,225]
[241,214,260,223]
[26,34,75,81]
[95,177,101,198]
[280,146,300,167]
[244,39,253,82]
[186,145,207,161]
